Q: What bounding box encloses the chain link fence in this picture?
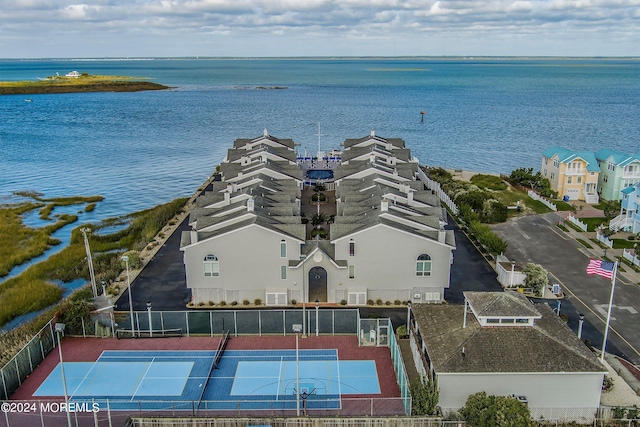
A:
[0,319,55,400]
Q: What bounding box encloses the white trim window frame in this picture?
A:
[416,254,432,277]
[204,254,220,277]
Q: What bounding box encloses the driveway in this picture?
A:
[492,213,640,364]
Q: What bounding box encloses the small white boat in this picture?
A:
[24,99,33,102]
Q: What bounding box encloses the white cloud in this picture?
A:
[1,0,639,57]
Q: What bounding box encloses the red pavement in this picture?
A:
[12,335,401,401]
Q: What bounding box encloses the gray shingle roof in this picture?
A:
[411,299,604,374]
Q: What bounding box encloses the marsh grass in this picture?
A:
[0,197,188,328]
[0,75,168,95]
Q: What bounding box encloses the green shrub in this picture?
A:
[290,299,297,305]
[254,298,262,306]
[340,299,347,305]
[367,299,374,305]
[394,299,402,305]
[470,174,507,191]
[242,299,250,306]
[219,301,226,306]
[396,325,408,338]
[230,301,238,306]
[376,298,383,306]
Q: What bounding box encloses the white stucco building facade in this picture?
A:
[180,131,456,306]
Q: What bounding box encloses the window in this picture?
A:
[204,255,219,277]
[543,168,547,177]
[567,176,572,184]
[608,162,615,171]
[577,176,582,183]
[486,318,500,324]
[416,254,432,277]
[280,240,286,258]
[550,172,555,180]
[603,175,608,183]
[280,265,287,280]
[349,265,355,279]
[553,159,559,168]
[349,239,355,256]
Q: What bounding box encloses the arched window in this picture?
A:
[416,254,431,277]
[349,239,355,257]
[204,254,220,277]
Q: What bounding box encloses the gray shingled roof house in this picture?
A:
[409,291,606,422]
[180,130,455,308]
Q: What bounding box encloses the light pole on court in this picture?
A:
[147,300,153,337]
[315,299,319,336]
[121,255,135,337]
[55,323,73,427]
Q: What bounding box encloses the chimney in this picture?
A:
[247,197,255,212]
[370,129,375,137]
[190,230,198,244]
[407,191,414,206]
[224,192,230,205]
[381,198,389,212]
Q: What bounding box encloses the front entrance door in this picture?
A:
[308,266,327,302]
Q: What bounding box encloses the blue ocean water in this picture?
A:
[1,58,639,257]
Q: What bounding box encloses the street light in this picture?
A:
[510,261,516,287]
[55,323,73,427]
[146,300,153,338]
[315,299,319,336]
[121,255,135,337]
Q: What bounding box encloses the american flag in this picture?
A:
[586,259,615,279]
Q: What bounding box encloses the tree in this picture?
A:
[604,200,621,220]
[460,392,533,427]
[410,373,439,415]
[522,263,549,296]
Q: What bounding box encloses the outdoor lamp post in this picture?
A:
[147,300,153,337]
[55,323,73,427]
[315,299,319,336]
[121,255,135,337]
[510,261,516,287]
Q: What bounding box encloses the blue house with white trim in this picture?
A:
[612,182,640,233]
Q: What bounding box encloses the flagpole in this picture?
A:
[600,260,618,363]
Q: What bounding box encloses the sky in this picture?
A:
[2,0,640,58]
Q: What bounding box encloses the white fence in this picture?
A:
[417,169,458,215]
[596,230,614,248]
[528,190,557,211]
[495,255,526,288]
[567,214,588,232]
[623,248,640,267]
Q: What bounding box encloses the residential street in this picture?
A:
[492,212,640,365]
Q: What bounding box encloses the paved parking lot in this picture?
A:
[492,212,640,364]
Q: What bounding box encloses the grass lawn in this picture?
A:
[613,239,639,250]
[581,217,608,232]
[576,239,594,249]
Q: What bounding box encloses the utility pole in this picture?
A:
[81,228,97,297]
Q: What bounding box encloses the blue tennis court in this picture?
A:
[35,349,380,411]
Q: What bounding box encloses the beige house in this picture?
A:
[180,131,455,306]
[541,147,600,203]
[409,292,606,422]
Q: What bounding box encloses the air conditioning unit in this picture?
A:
[413,293,422,300]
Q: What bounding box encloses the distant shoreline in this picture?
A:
[2,56,640,61]
[0,73,170,95]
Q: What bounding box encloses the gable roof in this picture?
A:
[542,147,600,172]
[595,149,640,167]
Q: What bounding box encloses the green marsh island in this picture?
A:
[0,71,169,95]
